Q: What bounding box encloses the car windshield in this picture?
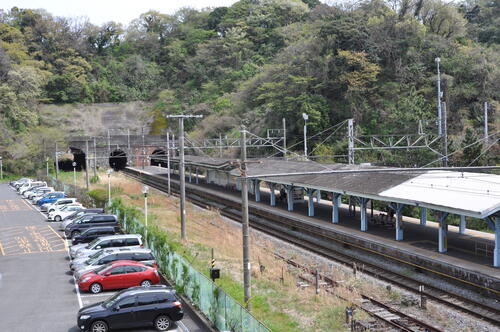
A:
[87,249,104,260]
[87,238,100,248]
[95,264,111,275]
[103,292,125,309]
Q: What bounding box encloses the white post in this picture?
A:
[459,215,466,235]
[420,207,427,226]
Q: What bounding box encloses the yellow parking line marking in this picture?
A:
[47,225,67,251]
[0,241,4,256]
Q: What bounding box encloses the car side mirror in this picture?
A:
[105,272,111,276]
[113,305,120,311]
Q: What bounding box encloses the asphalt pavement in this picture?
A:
[0,183,208,332]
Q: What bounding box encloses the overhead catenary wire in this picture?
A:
[466,138,499,167]
[420,130,499,168]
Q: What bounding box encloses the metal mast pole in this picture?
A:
[435,57,443,136]
[348,119,354,165]
[55,142,59,180]
[484,102,489,145]
[85,140,90,190]
[303,118,308,158]
[167,132,171,196]
[142,127,145,170]
[166,114,203,241]
[179,118,186,240]
[240,126,251,310]
[93,137,97,176]
[282,118,287,159]
[107,129,111,159]
[219,133,223,158]
[442,102,448,167]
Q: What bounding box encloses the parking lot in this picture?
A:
[0,183,206,332]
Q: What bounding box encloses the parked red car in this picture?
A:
[78,260,160,294]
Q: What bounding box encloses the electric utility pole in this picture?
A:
[484,102,489,145]
[166,114,203,241]
[435,57,443,136]
[442,102,448,167]
[166,132,171,196]
[85,140,90,190]
[282,118,287,159]
[240,126,252,310]
[93,137,97,176]
[55,142,60,180]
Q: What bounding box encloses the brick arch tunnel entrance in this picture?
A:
[109,149,127,171]
[58,148,86,171]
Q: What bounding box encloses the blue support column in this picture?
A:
[390,203,405,241]
[438,212,449,253]
[360,198,369,232]
[459,215,466,234]
[306,189,315,217]
[494,217,500,267]
[332,193,341,224]
[286,186,293,211]
[254,180,261,202]
[316,190,321,203]
[420,207,427,226]
[269,183,276,206]
[195,167,199,184]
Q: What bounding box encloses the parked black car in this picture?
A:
[65,214,119,238]
[77,285,183,332]
[71,226,118,245]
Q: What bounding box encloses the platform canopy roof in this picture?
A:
[176,156,500,219]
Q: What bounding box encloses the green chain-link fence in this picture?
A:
[110,200,270,332]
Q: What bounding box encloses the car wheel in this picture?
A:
[90,283,102,294]
[55,215,61,222]
[140,279,152,287]
[71,231,80,238]
[154,315,171,331]
[90,320,108,332]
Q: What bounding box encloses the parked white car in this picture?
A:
[20,181,47,195]
[42,198,78,213]
[72,234,143,259]
[31,188,55,202]
[47,204,84,222]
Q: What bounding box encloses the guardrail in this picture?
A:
[110,199,270,332]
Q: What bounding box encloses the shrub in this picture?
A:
[90,175,100,184]
[87,189,108,207]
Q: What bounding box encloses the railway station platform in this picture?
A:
[127,165,500,292]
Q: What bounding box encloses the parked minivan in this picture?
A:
[65,214,119,238]
[59,210,104,231]
[71,234,142,258]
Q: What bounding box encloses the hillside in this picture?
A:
[0,0,498,174]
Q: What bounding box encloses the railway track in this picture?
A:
[278,252,440,332]
[123,167,500,327]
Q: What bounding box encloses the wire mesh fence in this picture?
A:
[111,202,270,332]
